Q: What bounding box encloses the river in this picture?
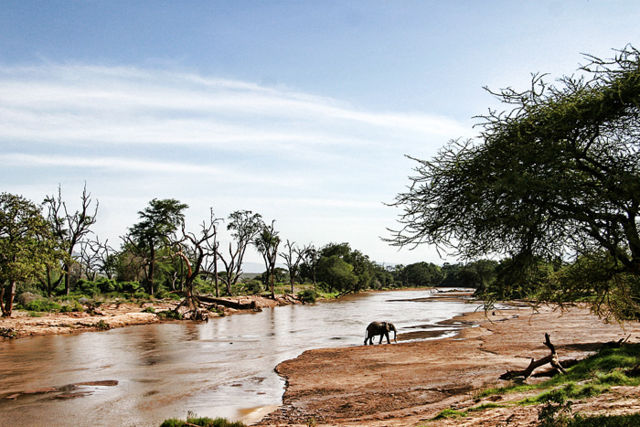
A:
[0,289,480,426]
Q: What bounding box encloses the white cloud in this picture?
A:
[0,63,469,265]
[0,63,470,152]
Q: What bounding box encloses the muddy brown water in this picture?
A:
[0,289,482,426]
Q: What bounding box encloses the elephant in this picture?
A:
[364,321,397,345]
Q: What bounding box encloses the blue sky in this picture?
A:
[1,1,639,269]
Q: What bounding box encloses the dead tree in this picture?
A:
[43,184,99,295]
[280,240,311,294]
[500,333,567,381]
[172,209,221,321]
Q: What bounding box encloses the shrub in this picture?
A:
[24,299,62,312]
[160,416,246,427]
[142,306,156,314]
[243,280,263,295]
[94,320,110,330]
[0,327,17,338]
[297,289,317,304]
[75,279,100,296]
[119,281,141,293]
[157,310,183,320]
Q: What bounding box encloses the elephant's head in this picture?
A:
[385,322,398,342]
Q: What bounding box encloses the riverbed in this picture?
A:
[0,289,480,426]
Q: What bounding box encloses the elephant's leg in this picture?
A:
[378,334,383,344]
[385,332,391,344]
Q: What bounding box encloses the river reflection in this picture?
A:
[0,289,480,426]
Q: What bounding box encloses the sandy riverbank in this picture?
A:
[259,303,640,426]
[0,294,301,339]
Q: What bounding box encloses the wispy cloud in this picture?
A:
[0,153,305,187]
[0,63,470,152]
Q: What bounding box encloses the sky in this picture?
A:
[1,1,639,271]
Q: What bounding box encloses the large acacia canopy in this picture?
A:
[389,47,640,275]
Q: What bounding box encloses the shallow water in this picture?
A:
[0,289,480,426]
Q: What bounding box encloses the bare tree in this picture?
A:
[43,184,99,295]
[172,209,221,320]
[78,239,100,281]
[280,240,311,294]
[78,237,116,281]
[255,220,280,298]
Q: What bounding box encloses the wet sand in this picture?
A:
[261,304,640,426]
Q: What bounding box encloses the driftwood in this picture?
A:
[500,333,567,380]
[197,295,258,310]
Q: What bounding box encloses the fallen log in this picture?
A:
[197,296,257,310]
[500,333,566,380]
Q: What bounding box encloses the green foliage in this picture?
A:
[297,288,317,303]
[0,327,17,338]
[127,198,188,294]
[400,262,443,287]
[567,413,640,427]
[94,320,110,330]
[242,279,263,295]
[157,310,183,320]
[432,408,467,419]
[160,416,246,427]
[388,46,640,317]
[23,299,62,312]
[0,193,62,315]
[478,343,640,403]
[520,383,607,405]
[142,306,156,313]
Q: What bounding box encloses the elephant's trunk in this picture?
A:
[393,327,397,343]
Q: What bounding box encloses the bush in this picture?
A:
[75,279,100,296]
[24,299,62,312]
[160,416,246,427]
[297,289,317,303]
[119,281,141,293]
[243,280,263,295]
[157,310,183,320]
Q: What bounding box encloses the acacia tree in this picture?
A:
[127,198,188,296]
[43,184,99,295]
[280,240,310,293]
[254,220,280,298]
[217,210,263,295]
[0,194,59,316]
[388,46,640,318]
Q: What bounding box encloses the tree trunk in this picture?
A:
[500,333,566,380]
[290,277,295,294]
[148,245,155,296]
[270,268,275,299]
[214,252,219,298]
[64,263,70,296]
[1,281,16,317]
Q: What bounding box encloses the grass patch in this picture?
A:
[432,408,467,419]
[478,343,640,402]
[467,402,505,412]
[160,416,246,427]
[519,383,608,405]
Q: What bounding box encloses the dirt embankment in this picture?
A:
[0,294,302,339]
[260,305,640,426]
